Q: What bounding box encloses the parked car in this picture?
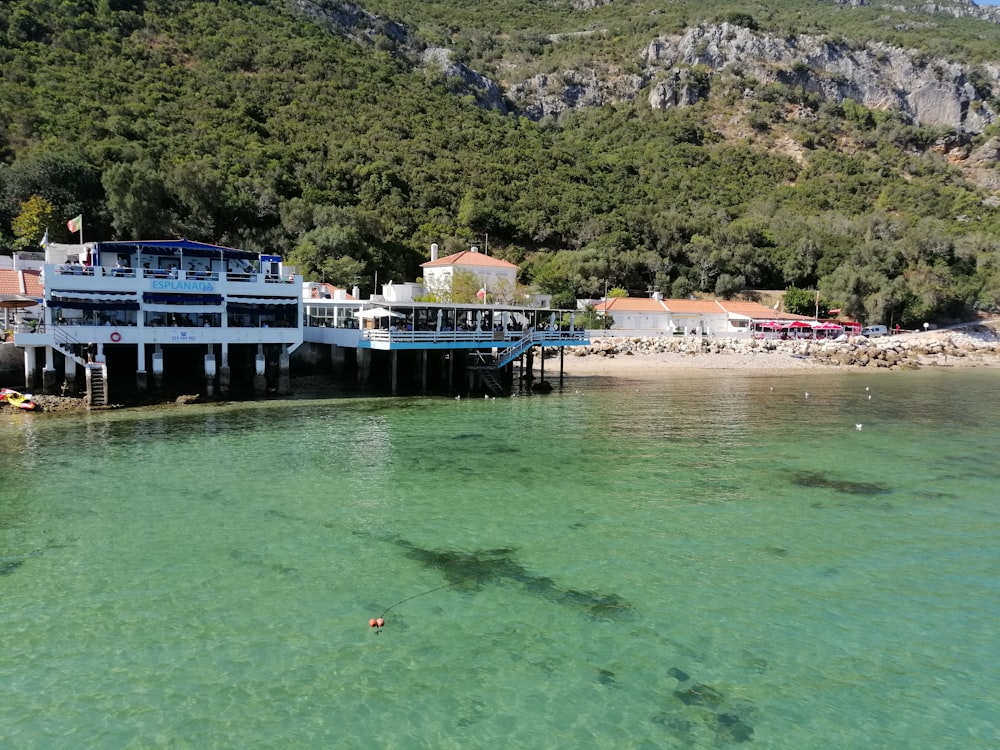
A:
[861,325,888,337]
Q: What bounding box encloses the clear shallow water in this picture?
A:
[1,369,998,748]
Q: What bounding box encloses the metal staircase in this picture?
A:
[52,325,89,368]
[465,331,558,396]
[466,351,508,396]
[477,367,506,397]
[53,326,108,407]
[86,363,108,407]
[494,331,539,369]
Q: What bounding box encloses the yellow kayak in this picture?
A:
[0,388,37,411]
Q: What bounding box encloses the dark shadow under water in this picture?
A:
[384,536,631,620]
[791,470,892,496]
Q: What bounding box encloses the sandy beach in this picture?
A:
[557,349,832,377]
[552,324,1000,379]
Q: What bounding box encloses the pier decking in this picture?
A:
[302,299,590,395]
[11,241,589,401]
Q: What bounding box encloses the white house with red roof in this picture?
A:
[420,245,519,302]
[593,295,811,335]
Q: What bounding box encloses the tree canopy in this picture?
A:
[1,0,999,326]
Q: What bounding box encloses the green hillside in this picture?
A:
[2,0,1000,325]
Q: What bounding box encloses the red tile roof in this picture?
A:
[422,250,518,269]
[663,299,726,314]
[594,296,815,319]
[594,297,669,313]
[0,269,42,297]
[0,270,20,295]
[714,300,812,320]
[21,270,43,297]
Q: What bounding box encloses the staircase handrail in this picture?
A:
[492,331,534,368]
[495,330,564,369]
[52,325,88,366]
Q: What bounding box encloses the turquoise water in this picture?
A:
[2,369,998,748]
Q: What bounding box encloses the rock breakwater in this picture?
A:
[574,326,1000,370]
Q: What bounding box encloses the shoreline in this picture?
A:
[7,326,999,412]
[552,349,997,378]
[554,349,838,378]
[552,324,1000,378]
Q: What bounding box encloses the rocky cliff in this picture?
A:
[643,23,998,131]
[509,22,999,131]
[292,0,1000,132]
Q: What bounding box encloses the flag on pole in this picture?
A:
[67,214,83,233]
[39,228,49,248]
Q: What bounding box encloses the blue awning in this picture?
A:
[96,239,259,261]
[49,300,140,311]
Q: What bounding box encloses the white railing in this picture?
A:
[362,328,586,347]
[45,264,299,288]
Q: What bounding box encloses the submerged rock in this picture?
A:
[714,712,755,743]
[674,683,725,706]
[792,470,891,496]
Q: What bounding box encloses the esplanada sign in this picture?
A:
[150,279,217,293]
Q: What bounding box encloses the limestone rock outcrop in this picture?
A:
[423,48,509,114]
[293,1,1000,132]
[642,23,999,131]
[505,20,999,132]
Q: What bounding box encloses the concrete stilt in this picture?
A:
[136,342,147,395]
[64,351,78,395]
[152,347,164,392]
[391,350,398,395]
[23,346,36,390]
[331,345,345,376]
[43,346,57,394]
[356,348,371,386]
[277,348,290,395]
[421,350,428,393]
[253,346,266,397]
[205,349,217,398]
[219,343,230,396]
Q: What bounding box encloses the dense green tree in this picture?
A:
[11,194,57,249]
[1,0,999,327]
[103,161,169,238]
[714,273,746,300]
